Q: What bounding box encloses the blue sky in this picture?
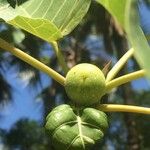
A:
[139,1,150,34]
[0,68,51,129]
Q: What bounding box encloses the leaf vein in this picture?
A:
[51,0,67,22]
[42,0,54,18]
[59,0,79,30]
[30,0,44,16]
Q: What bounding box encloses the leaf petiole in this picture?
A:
[105,69,146,92]
[51,41,69,74]
[96,104,150,115]
[106,48,134,82]
[0,38,66,86]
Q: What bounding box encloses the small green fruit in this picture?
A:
[65,63,106,106]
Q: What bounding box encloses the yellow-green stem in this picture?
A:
[0,38,65,86]
[106,48,134,82]
[51,41,69,74]
[97,104,150,115]
[106,70,146,92]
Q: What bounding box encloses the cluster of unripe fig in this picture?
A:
[65,63,106,106]
[45,63,108,150]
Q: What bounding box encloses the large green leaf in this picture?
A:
[96,0,126,27]
[0,0,91,42]
[45,104,108,150]
[96,0,150,78]
[125,1,150,77]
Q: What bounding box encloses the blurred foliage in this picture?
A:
[3,119,51,150]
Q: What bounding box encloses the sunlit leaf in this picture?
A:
[0,0,91,42]
[96,0,150,79]
[125,1,150,78]
[96,0,126,27]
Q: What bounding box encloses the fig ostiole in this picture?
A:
[65,63,106,106]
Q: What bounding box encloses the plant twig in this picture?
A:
[106,48,134,82]
[96,104,150,115]
[0,38,65,86]
[106,70,146,92]
[51,41,69,74]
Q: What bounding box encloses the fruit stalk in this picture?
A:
[51,41,69,74]
[97,104,150,115]
[106,48,134,82]
[0,38,65,86]
[105,69,146,92]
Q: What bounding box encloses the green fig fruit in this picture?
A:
[65,63,106,106]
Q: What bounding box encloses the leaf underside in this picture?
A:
[96,0,150,79]
[0,0,91,42]
[45,105,108,150]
